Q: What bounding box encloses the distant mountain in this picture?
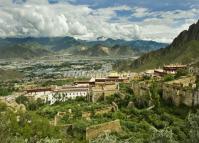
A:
[131,20,199,71]
[72,44,139,57]
[84,38,167,53]
[0,37,81,51]
[0,36,167,59]
[0,43,52,59]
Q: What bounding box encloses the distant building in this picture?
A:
[143,70,155,77]
[25,86,89,105]
[154,69,166,77]
[47,86,89,105]
[25,74,128,104]
[163,64,187,74]
[154,64,187,77]
[74,75,128,86]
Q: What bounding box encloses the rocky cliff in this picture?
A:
[131,20,199,71]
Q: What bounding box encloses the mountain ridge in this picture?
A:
[0,37,167,59]
[131,20,199,71]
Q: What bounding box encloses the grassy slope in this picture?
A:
[0,43,52,59]
[131,40,199,71]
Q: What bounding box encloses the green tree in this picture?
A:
[0,86,13,96]
[175,69,188,79]
[15,95,29,105]
[186,111,199,143]
[150,82,160,109]
[150,128,177,143]
[164,74,175,82]
[134,95,149,109]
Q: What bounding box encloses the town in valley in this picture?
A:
[0,0,199,143]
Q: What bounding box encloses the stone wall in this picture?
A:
[95,107,113,116]
[131,76,199,107]
[193,90,199,106]
[85,120,122,140]
[89,83,118,102]
[166,76,196,87]
[132,81,150,96]
[162,84,199,107]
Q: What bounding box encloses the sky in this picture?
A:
[0,0,198,43]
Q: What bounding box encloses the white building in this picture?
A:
[46,87,89,105]
[25,86,89,105]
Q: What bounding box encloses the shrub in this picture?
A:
[150,127,177,143]
[134,96,149,109]
[164,74,175,82]
[15,95,29,105]
[186,111,199,143]
[175,69,188,79]
[112,111,126,120]
[0,86,13,96]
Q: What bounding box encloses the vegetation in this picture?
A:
[130,20,199,71]
[175,69,189,79]
[0,102,65,143]
[0,43,52,59]
[112,59,134,72]
[1,77,199,142]
[164,74,175,82]
[0,82,17,96]
[0,69,24,81]
[0,86,13,96]
[133,40,199,71]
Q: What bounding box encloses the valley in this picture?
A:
[0,37,167,59]
[0,3,198,142]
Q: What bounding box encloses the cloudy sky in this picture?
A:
[0,0,198,43]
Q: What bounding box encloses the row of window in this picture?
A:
[54,92,87,96]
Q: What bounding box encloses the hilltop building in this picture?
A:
[25,85,89,105]
[24,74,127,104]
[154,64,187,77]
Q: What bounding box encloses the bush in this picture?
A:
[175,69,188,79]
[0,102,7,111]
[147,114,167,129]
[150,127,177,143]
[164,74,175,82]
[0,108,63,143]
[0,86,13,96]
[112,111,126,120]
[15,95,29,105]
[186,111,199,143]
[16,96,44,111]
[134,96,149,109]
[150,82,161,109]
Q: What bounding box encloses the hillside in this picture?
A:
[85,38,167,53]
[131,20,199,71]
[0,43,52,59]
[71,44,139,57]
[0,37,167,59]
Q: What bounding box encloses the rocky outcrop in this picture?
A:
[171,20,199,48]
[131,81,151,96]
[162,84,199,107]
[132,20,199,71]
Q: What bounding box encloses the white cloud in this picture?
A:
[0,0,198,43]
[132,7,149,18]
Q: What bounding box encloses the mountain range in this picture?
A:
[0,37,167,59]
[130,20,199,71]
